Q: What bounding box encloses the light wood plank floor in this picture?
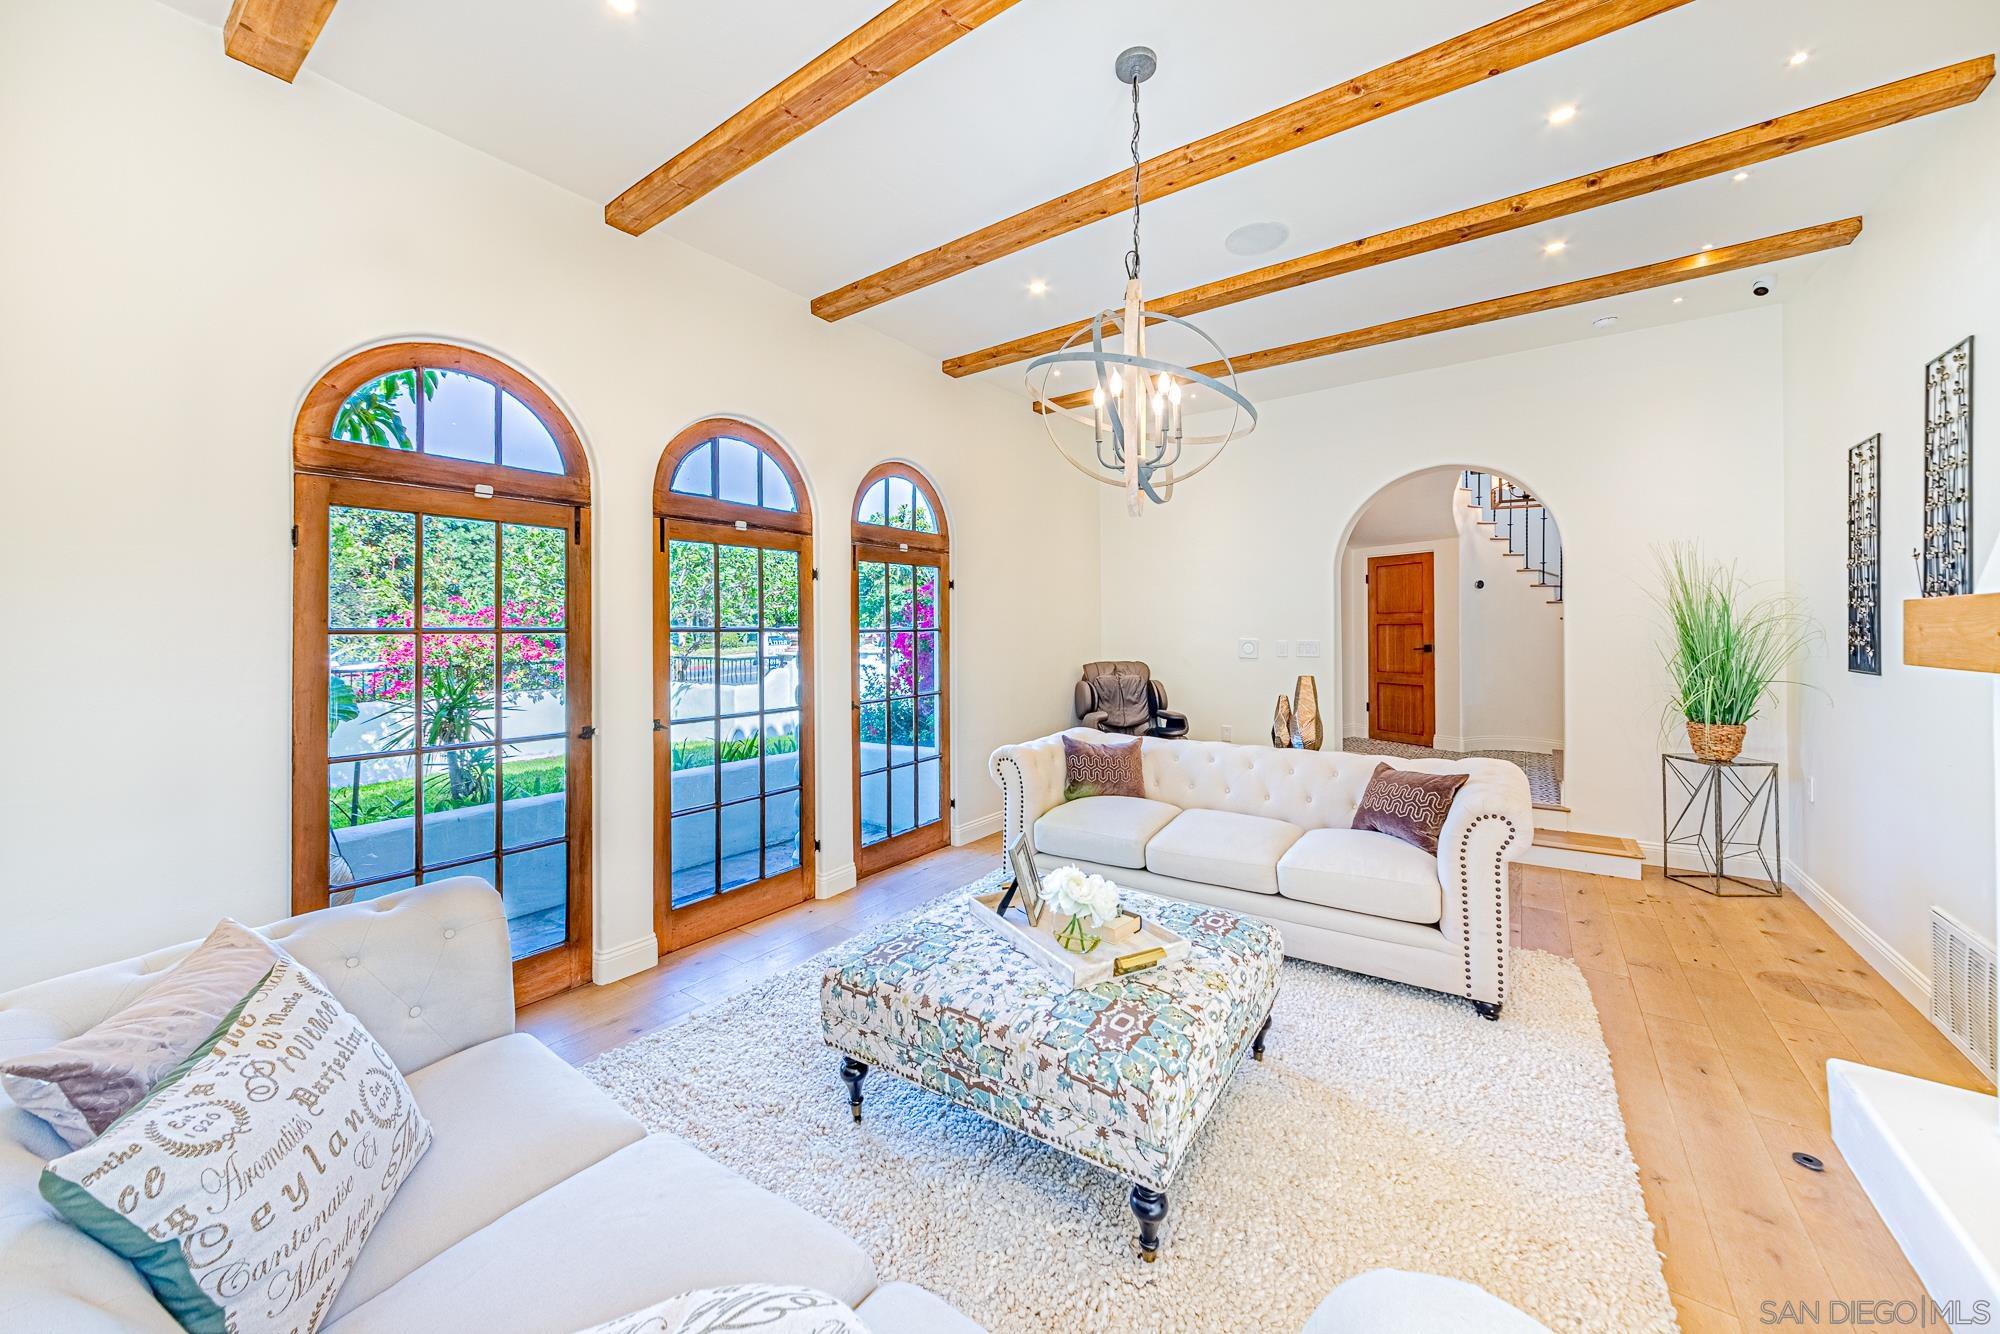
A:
[522,838,1993,1331]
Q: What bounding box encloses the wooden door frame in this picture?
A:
[1366,549,1436,748]
[292,473,594,1007]
[652,515,817,954]
[851,539,952,878]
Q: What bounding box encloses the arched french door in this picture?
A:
[654,419,815,952]
[291,342,594,1006]
[851,463,950,877]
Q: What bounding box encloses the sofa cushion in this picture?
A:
[1034,796,1180,870]
[1276,828,1444,925]
[328,1032,645,1320]
[327,1134,879,1334]
[1062,732,1144,800]
[1351,763,1469,856]
[1145,808,1304,895]
[855,1281,989,1334]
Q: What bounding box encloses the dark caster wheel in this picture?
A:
[1252,1013,1272,1061]
[1129,1185,1168,1262]
[1472,1000,1501,1022]
[839,1057,868,1122]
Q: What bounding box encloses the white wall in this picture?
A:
[1780,89,2000,1000]
[1099,307,1788,844]
[1454,499,1565,753]
[0,0,1100,991]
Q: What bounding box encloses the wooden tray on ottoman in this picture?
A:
[966,888,1190,986]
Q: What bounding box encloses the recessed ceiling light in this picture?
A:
[1026,278,1049,297]
[1543,239,1568,256]
[1789,50,1811,67]
[1672,296,1685,304]
[607,0,637,12]
[1732,171,1751,182]
[1700,243,1715,251]
[1593,315,1620,329]
[1547,104,1578,126]
[1225,221,1290,256]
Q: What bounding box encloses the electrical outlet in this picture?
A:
[1275,639,1290,657]
[1237,637,1260,660]
[1219,725,1234,742]
[1295,639,1322,658]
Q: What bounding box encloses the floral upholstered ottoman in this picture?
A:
[818,883,1282,1260]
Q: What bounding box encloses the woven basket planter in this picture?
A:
[1685,721,1746,763]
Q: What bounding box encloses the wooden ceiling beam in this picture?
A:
[223,0,340,83]
[954,57,1991,378]
[607,0,1025,236]
[812,0,1695,322]
[1038,219,1863,411]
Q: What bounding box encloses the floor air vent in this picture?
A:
[1929,908,1997,1080]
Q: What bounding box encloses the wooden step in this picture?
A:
[1531,800,1570,814]
[1533,828,1641,858]
[1517,827,1643,880]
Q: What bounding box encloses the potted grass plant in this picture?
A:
[1654,544,1815,763]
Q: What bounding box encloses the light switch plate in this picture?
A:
[1219,725,1234,742]
[1276,640,1290,657]
[1295,639,1322,658]
[1237,637,1260,660]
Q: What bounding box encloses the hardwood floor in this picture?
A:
[522,838,1993,1331]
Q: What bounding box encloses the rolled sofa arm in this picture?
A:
[1433,759,1533,1009]
[989,732,1074,864]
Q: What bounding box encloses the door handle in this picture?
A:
[1419,643,1434,654]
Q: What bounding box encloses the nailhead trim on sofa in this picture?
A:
[1455,812,1519,1006]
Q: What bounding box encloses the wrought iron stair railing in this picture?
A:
[1460,470,1562,603]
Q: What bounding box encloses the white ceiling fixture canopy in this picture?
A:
[1027,47,1255,516]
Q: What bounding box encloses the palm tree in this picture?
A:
[333,370,439,449]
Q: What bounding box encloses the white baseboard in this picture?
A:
[1518,843,1642,879]
[1784,858,1932,1015]
[816,862,858,899]
[592,934,658,986]
[953,810,1003,845]
[1459,734,1562,755]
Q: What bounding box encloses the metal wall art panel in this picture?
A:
[1847,434,1880,675]
[1921,337,1973,596]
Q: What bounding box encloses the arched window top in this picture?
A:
[852,462,946,548]
[296,342,590,504]
[655,418,811,534]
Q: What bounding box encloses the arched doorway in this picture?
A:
[653,418,815,952]
[291,341,595,1006]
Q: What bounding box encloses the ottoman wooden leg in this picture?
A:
[1130,1185,1168,1262]
[1252,1013,1272,1061]
[839,1057,868,1122]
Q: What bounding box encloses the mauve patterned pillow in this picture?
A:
[1351,762,1469,855]
[1063,734,1144,801]
[0,918,280,1148]
[575,1285,868,1334]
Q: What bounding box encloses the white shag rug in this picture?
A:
[583,884,1672,1334]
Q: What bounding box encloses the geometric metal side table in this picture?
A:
[1661,753,1783,897]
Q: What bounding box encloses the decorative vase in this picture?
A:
[1053,913,1101,954]
[1686,721,1746,763]
[1271,694,1294,748]
[1291,675,1323,751]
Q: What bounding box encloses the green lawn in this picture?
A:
[329,754,565,828]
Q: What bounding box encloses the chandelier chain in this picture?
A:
[1125,74,1142,281]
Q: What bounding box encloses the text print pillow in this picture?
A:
[40,946,432,1334]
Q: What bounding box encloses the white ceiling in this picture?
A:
[160,0,2000,404]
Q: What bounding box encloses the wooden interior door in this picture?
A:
[1368,550,1436,747]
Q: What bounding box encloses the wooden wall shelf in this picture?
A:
[1904,594,2000,673]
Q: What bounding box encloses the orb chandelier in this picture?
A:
[1026,46,1257,515]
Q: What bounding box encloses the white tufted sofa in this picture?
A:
[0,879,980,1334]
[991,730,1533,1017]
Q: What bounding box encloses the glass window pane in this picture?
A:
[888,564,914,628]
[670,811,717,907]
[501,524,565,629]
[762,710,801,792]
[720,800,761,890]
[917,758,941,828]
[762,632,800,710]
[856,562,886,631]
[887,477,914,529]
[763,550,798,628]
[858,633,887,702]
[331,875,416,908]
[669,541,715,628]
[716,717,761,806]
[501,738,566,848]
[760,455,796,512]
[765,792,801,877]
[916,631,937,695]
[329,507,413,630]
[499,391,563,474]
[859,480,888,526]
[423,746,495,868]
[911,491,936,534]
[668,632,714,722]
[501,632,564,738]
[889,765,916,836]
[501,844,566,959]
[423,516,497,628]
[670,442,714,497]
[889,696,915,768]
[717,631,759,716]
[332,370,420,452]
[859,703,887,774]
[717,438,759,506]
[329,634,414,757]
[422,634,497,748]
[859,769,887,848]
[423,371,497,463]
[670,721,717,811]
[914,566,939,630]
[917,696,938,757]
[327,755,415,885]
[717,545,759,627]
[889,631,915,698]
